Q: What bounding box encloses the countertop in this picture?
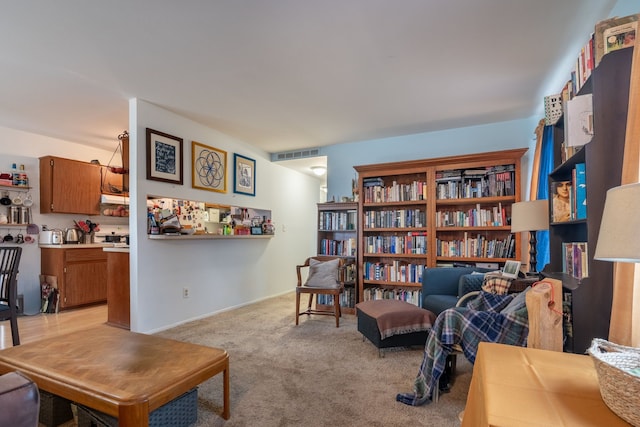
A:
[39,243,129,250]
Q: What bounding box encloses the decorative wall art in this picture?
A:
[192,141,227,193]
[233,154,256,196]
[146,128,184,184]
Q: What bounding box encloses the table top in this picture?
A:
[0,324,228,414]
[462,342,630,426]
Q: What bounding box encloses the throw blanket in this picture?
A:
[396,291,529,406]
[356,300,436,339]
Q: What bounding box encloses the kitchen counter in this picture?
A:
[39,243,114,249]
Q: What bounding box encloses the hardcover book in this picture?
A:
[575,163,587,219]
[594,14,639,65]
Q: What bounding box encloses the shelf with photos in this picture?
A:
[146,195,274,239]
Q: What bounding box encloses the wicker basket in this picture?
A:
[588,338,640,426]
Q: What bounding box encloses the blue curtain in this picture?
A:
[535,125,554,271]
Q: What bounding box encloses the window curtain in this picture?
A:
[529,120,553,272]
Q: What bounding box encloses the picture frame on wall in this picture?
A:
[233,153,255,196]
[146,128,184,184]
[192,141,227,193]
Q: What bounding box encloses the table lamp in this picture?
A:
[594,182,640,262]
[511,199,550,273]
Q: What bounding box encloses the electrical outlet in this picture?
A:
[183,287,190,298]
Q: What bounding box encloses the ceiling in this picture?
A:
[0,1,616,181]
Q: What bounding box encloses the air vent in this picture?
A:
[272,148,320,162]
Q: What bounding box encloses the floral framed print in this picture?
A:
[192,141,227,193]
[146,128,184,184]
[233,153,255,196]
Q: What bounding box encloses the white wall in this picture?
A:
[129,99,318,333]
[323,116,540,202]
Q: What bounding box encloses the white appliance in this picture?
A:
[101,194,129,205]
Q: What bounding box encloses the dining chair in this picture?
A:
[0,247,22,346]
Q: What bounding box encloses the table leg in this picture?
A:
[119,401,149,426]
[223,360,230,419]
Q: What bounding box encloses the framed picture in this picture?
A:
[146,128,183,184]
[192,141,227,193]
[502,260,521,279]
[233,154,255,196]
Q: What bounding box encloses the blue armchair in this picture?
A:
[421,266,494,315]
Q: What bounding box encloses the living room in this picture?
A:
[0,1,639,425]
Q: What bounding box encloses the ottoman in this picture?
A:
[356,299,436,357]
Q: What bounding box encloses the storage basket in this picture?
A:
[588,338,640,426]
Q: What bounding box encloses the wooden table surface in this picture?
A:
[0,324,229,425]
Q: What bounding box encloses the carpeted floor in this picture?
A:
[156,292,472,426]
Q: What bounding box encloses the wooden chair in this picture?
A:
[0,247,22,346]
[295,256,348,328]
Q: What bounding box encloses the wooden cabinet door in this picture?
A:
[63,260,107,308]
[41,156,101,215]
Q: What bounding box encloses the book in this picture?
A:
[552,181,572,223]
[594,14,639,65]
[575,163,587,219]
[565,94,593,147]
[603,21,637,55]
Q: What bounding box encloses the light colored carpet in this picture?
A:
[155,292,472,427]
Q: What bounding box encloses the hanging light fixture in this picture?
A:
[310,166,326,176]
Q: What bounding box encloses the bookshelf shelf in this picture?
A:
[355,148,525,306]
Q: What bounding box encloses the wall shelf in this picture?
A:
[148,234,273,240]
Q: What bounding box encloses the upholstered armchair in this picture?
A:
[421,266,494,315]
[0,371,40,427]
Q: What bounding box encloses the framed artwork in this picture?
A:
[192,141,227,193]
[502,260,521,279]
[146,128,183,184]
[233,154,255,196]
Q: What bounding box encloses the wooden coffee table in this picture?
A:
[0,324,229,425]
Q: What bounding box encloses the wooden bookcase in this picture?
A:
[544,47,632,354]
[316,202,358,314]
[354,148,526,305]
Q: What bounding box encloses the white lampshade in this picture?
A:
[511,199,550,232]
[594,182,640,263]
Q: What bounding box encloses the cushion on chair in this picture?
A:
[304,258,340,288]
[458,274,485,295]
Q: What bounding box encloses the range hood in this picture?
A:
[101,194,130,205]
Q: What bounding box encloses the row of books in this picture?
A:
[436,232,515,259]
[362,261,424,284]
[562,242,589,280]
[364,233,428,255]
[361,287,422,307]
[318,238,357,257]
[318,210,357,231]
[317,287,357,308]
[551,163,586,223]
[435,203,508,227]
[436,167,516,199]
[363,179,427,203]
[363,209,426,228]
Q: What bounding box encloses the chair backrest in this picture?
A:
[0,247,22,307]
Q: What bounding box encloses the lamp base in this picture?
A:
[528,230,538,274]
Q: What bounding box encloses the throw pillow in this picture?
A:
[500,286,532,315]
[304,258,340,288]
[459,274,486,295]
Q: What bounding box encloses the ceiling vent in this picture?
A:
[272,148,320,162]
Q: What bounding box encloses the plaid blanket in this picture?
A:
[396,291,529,406]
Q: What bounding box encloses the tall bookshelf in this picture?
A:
[316,202,358,314]
[354,149,526,306]
[544,47,632,354]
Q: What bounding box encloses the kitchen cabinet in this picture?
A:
[40,247,107,310]
[39,156,101,215]
[105,248,130,329]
